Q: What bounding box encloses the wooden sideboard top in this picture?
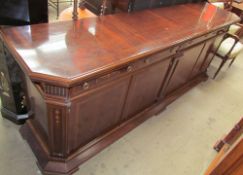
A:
[0,3,239,87]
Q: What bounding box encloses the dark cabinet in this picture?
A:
[0,0,48,25]
[83,0,203,15]
[0,39,28,123]
[113,0,204,12]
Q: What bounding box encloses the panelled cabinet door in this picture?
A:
[122,57,171,120]
[200,39,218,73]
[69,76,131,151]
[190,40,214,79]
[164,43,205,95]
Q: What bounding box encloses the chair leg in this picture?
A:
[204,44,216,69]
[213,59,227,79]
[57,0,59,19]
[201,48,215,72]
[229,57,236,67]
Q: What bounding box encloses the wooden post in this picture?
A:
[100,0,107,16]
[73,0,78,20]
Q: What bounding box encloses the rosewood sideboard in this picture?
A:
[0,3,240,175]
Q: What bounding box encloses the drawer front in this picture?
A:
[71,27,226,97]
[70,47,176,97]
[179,27,228,51]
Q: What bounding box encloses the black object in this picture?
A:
[130,0,204,11]
[0,0,47,123]
[81,0,114,15]
[83,0,204,15]
[0,0,48,26]
[0,35,29,124]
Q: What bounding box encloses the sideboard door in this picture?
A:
[163,43,205,95]
[122,57,171,121]
[189,39,214,79]
[69,76,130,151]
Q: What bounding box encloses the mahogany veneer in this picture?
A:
[205,117,243,175]
[0,3,240,175]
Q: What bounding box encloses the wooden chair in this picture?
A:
[208,33,243,79]
[208,0,243,36]
[58,7,96,21]
[214,117,243,152]
[49,0,73,18]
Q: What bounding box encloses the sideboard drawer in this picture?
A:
[180,27,228,50]
[71,47,177,97]
[70,65,132,97]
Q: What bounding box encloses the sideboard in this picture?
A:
[0,3,240,175]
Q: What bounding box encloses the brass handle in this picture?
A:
[83,82,90,90]
[20,95,27,109]
[144,58,150,64]
[127,65,133,72]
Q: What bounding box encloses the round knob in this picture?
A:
[127,66,133,72]
[144,59,150,64]
[83,82,90,90]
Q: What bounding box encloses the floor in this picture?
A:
[0,4,243,175]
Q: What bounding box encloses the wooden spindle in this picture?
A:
[73,0,78,20]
